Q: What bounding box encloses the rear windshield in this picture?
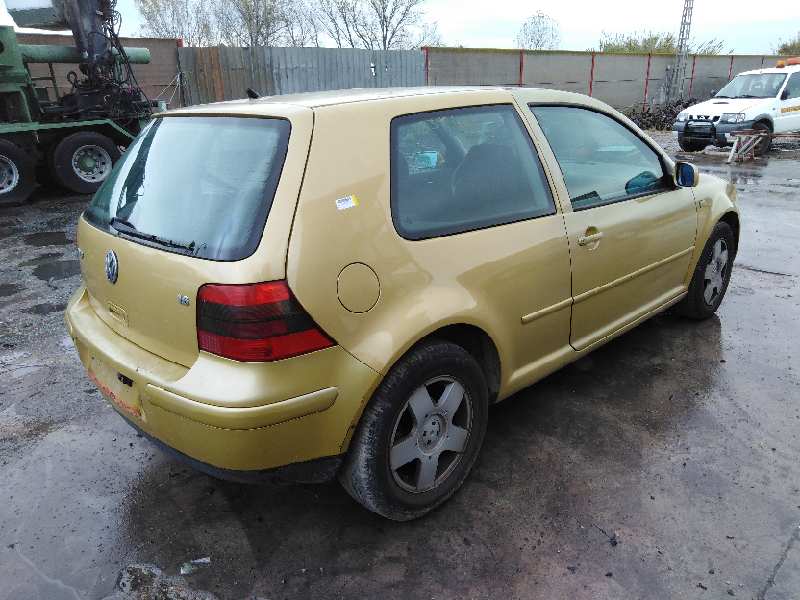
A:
[84,116,291,261]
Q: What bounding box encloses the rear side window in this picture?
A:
[391,105,555,240]
[530,106,667,211]
[84,116,291,261]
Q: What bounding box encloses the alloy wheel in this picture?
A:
[389,376,473,493]
[703,238,729,305]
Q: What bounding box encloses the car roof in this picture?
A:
[167,86,596,117]
[739,64,800,76]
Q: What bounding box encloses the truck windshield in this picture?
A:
[715,73,787,99]
[83,116,291,261]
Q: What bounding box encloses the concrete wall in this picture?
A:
[426,48,782,108]
[17,33,183,107]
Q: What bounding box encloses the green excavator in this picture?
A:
[1,0,158,204]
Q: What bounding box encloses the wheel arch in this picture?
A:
[40,124,133,154]
[718,211,740,256]
[411,323,502,404]
[752,115,774,131]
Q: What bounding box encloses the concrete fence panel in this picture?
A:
[690,55,736,98]
[593,53,650,108]
[424,47,781,109]
[426,48,519,86]
[522,52,590,94]
[733,56,771,74]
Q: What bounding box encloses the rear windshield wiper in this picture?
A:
[736,94,761,98]
[109,217,197,254]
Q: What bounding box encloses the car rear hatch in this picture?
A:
[76,104,314,368]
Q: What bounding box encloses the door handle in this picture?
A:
[578,231,604,246]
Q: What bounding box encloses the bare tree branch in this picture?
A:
[135,0,215,46]
[313,0,435,50]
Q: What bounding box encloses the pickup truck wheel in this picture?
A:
[676,222,735,320]
[52,132,120,194]
[0,139,36,205]
[678,134,708,152]
[339,340,488,520]
[752,121,772,156]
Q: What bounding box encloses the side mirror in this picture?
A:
[675,161,699,188]
[781,89,790,100]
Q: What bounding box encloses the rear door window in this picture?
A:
[530,106,668,211]
[391,105,555,240]
[84,116,291,261]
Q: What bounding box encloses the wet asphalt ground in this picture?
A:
[0,142,799,600]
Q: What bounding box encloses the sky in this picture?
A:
[7,0,800,54]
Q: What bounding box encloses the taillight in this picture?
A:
[197,280,335,362]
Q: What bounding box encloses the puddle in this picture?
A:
[32,260,80,281]
[26,302,67,315]
[18,252,63,267]
[23,231,70,247]
[0,283,22,298]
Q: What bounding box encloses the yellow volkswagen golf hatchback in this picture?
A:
[66,87,739,520]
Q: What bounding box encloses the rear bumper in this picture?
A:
[673,120,755,146]
[65,286,381,474]
[124,416,343,484]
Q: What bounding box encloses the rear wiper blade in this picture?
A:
[109,217,196,253]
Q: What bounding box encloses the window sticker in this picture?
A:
[336,195,360,210]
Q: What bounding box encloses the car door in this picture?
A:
[528,105,698,351]
[776,72,800,133]
[387,103,574,390]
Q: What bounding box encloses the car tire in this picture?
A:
[52,131,120,194]
[339,340,488,521]
[678,134,708,152]
[676,221,735,320]
[0,139,36,205]
[752,121,772,156]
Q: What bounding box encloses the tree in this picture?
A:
[314,0,368,48]
[313,0,438,50]
[776,32,800,56]
[214,0,286,48]
[136,0,439,48]
[515,11,560,50]
[593,31,728,55]
[414,21,443,48]
[364,0,427,50]
[281,0,321,47]
[135,0,215,46]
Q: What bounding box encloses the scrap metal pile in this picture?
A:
[624,99,697,131]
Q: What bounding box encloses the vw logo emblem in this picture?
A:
[105,250,119,284]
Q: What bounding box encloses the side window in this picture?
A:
[391,105,556,240]
[784,73,800,100]
[530,106,668,211]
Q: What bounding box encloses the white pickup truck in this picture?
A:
[673,60,800,153]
